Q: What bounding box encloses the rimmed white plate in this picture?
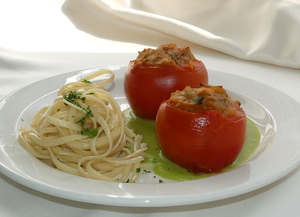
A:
[0,66,300,207]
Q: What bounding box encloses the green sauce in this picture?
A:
[123,109,261,181]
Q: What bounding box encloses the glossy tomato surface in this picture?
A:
[124,60,208,120]
[155,100,247,173]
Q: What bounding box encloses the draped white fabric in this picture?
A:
[82,0,300,68]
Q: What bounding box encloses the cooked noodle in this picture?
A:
[18,70,147,183]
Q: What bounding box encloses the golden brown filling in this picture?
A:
[133,43,197,67]
[169,85,242,116]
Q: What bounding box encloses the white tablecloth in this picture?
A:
[1,0,300,216]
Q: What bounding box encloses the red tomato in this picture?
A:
[124,60,208,120]
[155,100,247,173]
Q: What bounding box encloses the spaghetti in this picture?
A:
[18,70,147,183]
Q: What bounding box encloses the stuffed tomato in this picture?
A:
[156,85,247,173]
[124,43,208,120]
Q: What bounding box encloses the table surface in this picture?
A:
[1,0,300,216]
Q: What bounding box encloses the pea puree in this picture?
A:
[123,108,261,181]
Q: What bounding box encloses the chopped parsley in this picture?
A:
[63,91,98,138]
[63,91,94,117]
[63,91,83,104]
[82,79,92,84]
[76,117,86,126]
[81,128,98,138]
[76,116,98,138]
[84,106,93,117]
[142,170,151,174]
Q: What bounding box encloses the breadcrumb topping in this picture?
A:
[133,43,197,67]
[169,85,242,116]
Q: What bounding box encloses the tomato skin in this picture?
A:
[155,100,247,173]
[124,60,208,120]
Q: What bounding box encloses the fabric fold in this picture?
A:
[81,0,300,68]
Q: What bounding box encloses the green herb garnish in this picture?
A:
[63,91,83,104]
[63,91,98,138]
[82,79,92,84]
[81,128,98,138]
[84,106,93,117]
[77,117,86,126]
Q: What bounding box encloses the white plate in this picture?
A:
[0,66,300,207]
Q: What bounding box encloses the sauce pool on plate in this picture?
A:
[123,108,261,181]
